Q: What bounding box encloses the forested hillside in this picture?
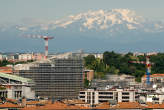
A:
[84,51,164,82]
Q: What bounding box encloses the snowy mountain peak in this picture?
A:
[13,9,164,35]
[54,9,144,31]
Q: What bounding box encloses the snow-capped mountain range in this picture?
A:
[14,9,164,34]
[1,9,164,52]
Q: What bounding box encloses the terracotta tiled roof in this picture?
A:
[0,67,13,73]
[26,101,40,105]
[6,98,17,103]
[0,70,12,73]
[26,100,48,105]
[0,67,12,69]
[21,101,91,110]
[143,74,164,78]
[111,102,144,109]
[0,102,21,108]
[94,102,110,109]
[146,103,164,109]
[63,99,86,104]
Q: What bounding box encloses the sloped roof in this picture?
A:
[143,74,164,78]
[21,101,91,110]
[111,102,144,109]
[0,102,21,108]
[0,72,33,83]
[146,103,164,109]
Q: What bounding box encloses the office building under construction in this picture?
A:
[19,55,84,99]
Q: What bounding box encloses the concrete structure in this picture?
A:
[19,58,84,99]
[79,89,139,105]
[90,74,138,91]
[19,54,33,61]
[51,52,103,59]
[146,93,164,104]
[142,74,164,85]
[83,70,94,81]
[0,54,7,61]
[133,52,145,56]
[0,72,35,99]
[106,74,135,83]
[32,53,45,61]
[0,54,3,61]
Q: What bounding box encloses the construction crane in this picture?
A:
[25,35,54,59]
[129,55,153,85]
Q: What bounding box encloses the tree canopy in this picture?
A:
[84,51,164,82]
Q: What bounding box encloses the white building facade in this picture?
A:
[19,54,33,61]
[79,89,139,105]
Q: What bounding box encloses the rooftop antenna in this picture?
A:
[129,53,153,85]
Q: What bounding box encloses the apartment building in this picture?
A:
[79,89,139,105]
[146,93,164,104]
[19,54,33,61]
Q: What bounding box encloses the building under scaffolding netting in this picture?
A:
[18,53,84,99]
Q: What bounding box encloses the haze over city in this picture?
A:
[2,1,164,110]
[1,0,164,53]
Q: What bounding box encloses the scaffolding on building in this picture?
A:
[19,53,84,99]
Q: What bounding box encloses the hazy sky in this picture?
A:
[0,0,164,24]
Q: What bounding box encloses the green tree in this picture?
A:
[84,55,96,69]
[84,78,89,88]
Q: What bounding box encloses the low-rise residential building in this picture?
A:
[133,52,145,56]
[147,52,158,56]
[79,89,139,106]
[0,54,7,61]
[32,53,45,61]
[91,74,138,90]
[106,74,136,83]
[146,93,164,104]
[83,70,94,81]
[142,74,164,85]
[19,54,33,61]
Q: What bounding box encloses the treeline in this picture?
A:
[0,60,34,67]
[84,51,164,82]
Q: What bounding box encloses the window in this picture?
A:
[122,92,129,95]
[99,96,113,99]
[80,92,85,94]
[79,96,85,98]
[122,96,129,99]
[99,92,113,95]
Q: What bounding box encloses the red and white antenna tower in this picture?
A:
[25,35,54,59]
[129,54,153,85]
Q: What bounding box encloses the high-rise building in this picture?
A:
[19,58,84,99]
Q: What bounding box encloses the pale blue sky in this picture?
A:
[0,0,164,24]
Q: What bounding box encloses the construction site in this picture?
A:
[14,35,83,99]
[18,56,84,99]
[2,34,164,110]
